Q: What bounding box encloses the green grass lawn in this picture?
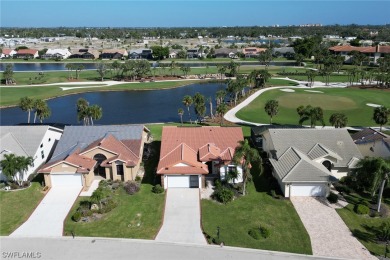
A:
[286,74,350,83]
[336,192,390,257]
[236,88,390,127]
[201,167,312,254]
[0,182,45,235]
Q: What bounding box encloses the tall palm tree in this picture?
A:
[65,63,74,79]
[88,105,103,126]
[298,105,325,128]
[329,113,348,128]
[232,139,261,196]
[75,64,85,79]
[178,108,184,126]
[249,69,271,88]
[16,156,33,186]
[0,154,21,183]
[215,90,226,106]
[33,99,46,123]
[77,98,90,125]
[264,100,279,124]
[373,106,389,132]
[182,95,193,124]
[37,103,51,123]
[19,96,34,124]
[216,103,228,126]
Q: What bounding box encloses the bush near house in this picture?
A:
[124,181,141,195]
[327,192,339,204]
[152,184,164,194]
[355,204,370,215]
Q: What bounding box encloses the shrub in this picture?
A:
[135,176,142,182]
[327,192,339,204]
[124,181,140,195]
[248,228,261,240]
[72,211,81,222]
[0,183,5,189]
[152,184,164,194]
[212,186,234,204]
[259,226,271,238]
[10,182,19,190]
[355,204,370,215]
[99,198,117,213]
[334,184,353,194]
[79,208,93,217]
[79,200,91,210]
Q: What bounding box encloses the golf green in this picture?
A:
[236,88,390,127]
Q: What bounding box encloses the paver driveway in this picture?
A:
[11,186,81,237]
[155,188,207,245]
[291,197,376,260]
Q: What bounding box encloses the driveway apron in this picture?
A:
[10,186,81,237]
[291,197,376,260]
[155,188,207,245]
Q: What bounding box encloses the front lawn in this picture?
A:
[201,167,312,254]
[0,182,45,235]
[336,192,390,257]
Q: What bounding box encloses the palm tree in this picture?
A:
[373,106,389,132]
[232,139,261,196]
[298,105,325,128]
[75,64,85,79]
[169,61,177,76]
[215,90,226,106]
[77,98,90,125]
[182,95,193,124]
[264,100,279,124]
[216,103,228,126]
[33,99,46,123]
[37,103,51,123]
[217,64,227,79]
[329,113,348,128]
[65,63,74,79]
[354,158,390,212]
[178,108,184,126]
[19,96,34,124]
[249,70,271,88]
[0,154,21,183]
[88,105,103,126]
[16,156,33,186]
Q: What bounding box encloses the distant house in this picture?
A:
[352,128,390,159]
[214,48,239,59]
[69,49,99,59]
[15,49,39,59]
[128,49,153,60]
[0,126,63,182]
[100,49,128,59]
[39,125,149,191]
[242,47,267,58]
[186,48,200,59]
[259,128,362,197]
[329,45,390,64]
[272,47,295,58]
[41,49,72,59]
[1,48,17,59]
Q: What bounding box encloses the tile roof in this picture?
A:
[1,49,14,55]
[352,128,389,144]
[101,49,128,55]
[16,49,38,55]
[329,45,390,54]
[157,126,243,175]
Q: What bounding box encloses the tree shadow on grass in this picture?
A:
[352,228,376,243]
[141,141,161,185]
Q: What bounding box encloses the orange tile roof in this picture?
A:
[2,49,14,55]
[329,45,390,54]
[16,49,38,55]
[157,127,243,175]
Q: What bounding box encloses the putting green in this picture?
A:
[236,88,390,127]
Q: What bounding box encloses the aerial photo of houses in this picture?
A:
[0,1,389,259]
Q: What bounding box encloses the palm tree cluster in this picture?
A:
[76,98,103,126]
[227,75,248,106]
[2,64,15,85]
[192,93,206,123]
[0,154,33,187]
[248,70,271,89]
[297,105,325,128]
[65,63,85,80]
[19,97,51,123]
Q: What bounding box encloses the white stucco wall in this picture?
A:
[219,165,243,183]
[356,141,390,159]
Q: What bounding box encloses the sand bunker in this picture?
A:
[280,89,295,92]
[304,90,324,93]
[366,103,382,107]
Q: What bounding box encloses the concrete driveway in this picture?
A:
[291,197,376,260]
[10,186,81,237]
[155,188,207,245]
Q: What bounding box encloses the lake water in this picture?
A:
[0,83,228,126]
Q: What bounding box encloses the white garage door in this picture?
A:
[290,184,326,197]
[51,174,82,187]
[167,175,190,188]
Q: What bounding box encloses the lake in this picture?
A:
[0,83,228,126]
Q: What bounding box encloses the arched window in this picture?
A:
[93,154,107,177]
[322,160,332,171]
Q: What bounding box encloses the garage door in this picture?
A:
[51,174,82,187]
[290,184,326,197]
[167,175,190,188]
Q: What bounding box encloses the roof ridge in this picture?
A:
[160,142,186,161]
[8,132,30,156]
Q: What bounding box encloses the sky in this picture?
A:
[1,0,389,27]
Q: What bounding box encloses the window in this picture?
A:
[41,150,45,159]
[116,164,124,175]
[228,166,237,174]
[48,138,51,142]
[40,143,43,148]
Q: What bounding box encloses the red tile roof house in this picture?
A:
[329,45,390,65]
[157,126,244,189]
[1,48,17,59]
[38,125,149,191]
[15,49,39,59]
[242,47,267,58]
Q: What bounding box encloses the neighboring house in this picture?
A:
[251,125,305,149]
[69,49,99,59]
[214,48,240,58]
[38,125,149,191]
[128,49,153,60]
[0,126,63,181]
[157,126,244,189]
[1,48,17,59]
[272,47,295,58]
[186,48,200,59]
[100,49,128,59]
[329,45,390,64]
[15,49,39,59]
[352,128,390,159]
[41,49,72,59]
[242,47,267,58]
[169,49,182,59]
[259,128,362,197]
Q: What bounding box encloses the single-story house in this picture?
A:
[69,49,100,59]
[41,48,72,59]
[242,47,267,58]
[1,48,17,59]
[100,49,128,59]
[128,49,153,60]
[259,128,362,197]
[0,126,63,181]
[251,125,305,149]
[186,48,200,59]
[157,126,244,189]
[329,45,390,64]
[214,48,240,59]
[15,49,39,59]
[39,125,149,191]
[272,47,295,58]
[352,128,390,159]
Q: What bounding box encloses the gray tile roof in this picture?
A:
[352,127,389,144]
[0,126,51,158]
[49,125,144,163]
[267,128,362,168]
